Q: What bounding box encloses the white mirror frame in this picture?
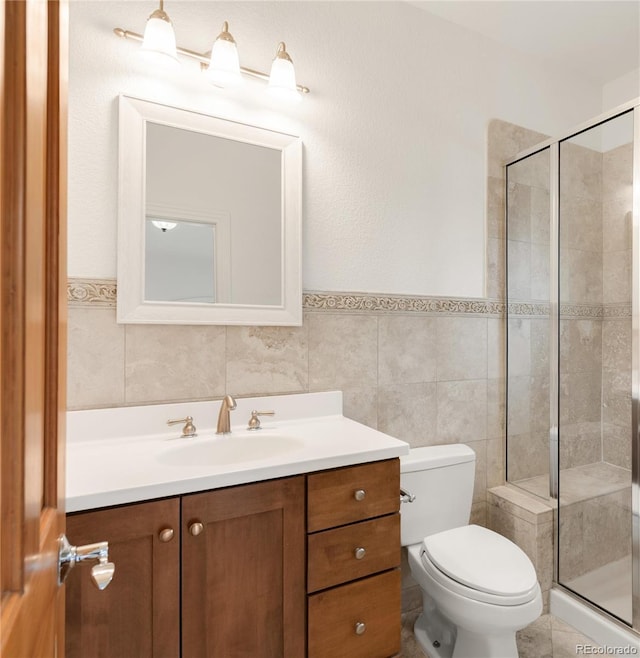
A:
[117,95,302,325]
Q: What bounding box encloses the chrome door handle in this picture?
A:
[58,534,115,590]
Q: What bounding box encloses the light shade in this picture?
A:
[206,22,242,88]
[151,220,177,232]
[140,5,179,69]
[267,43,301,103]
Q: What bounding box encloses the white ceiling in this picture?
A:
[412,1,640,86]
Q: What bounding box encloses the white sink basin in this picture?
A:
[157,433,304,467]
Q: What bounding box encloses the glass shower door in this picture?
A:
[557,110,634,625]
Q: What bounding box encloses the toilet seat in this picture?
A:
[419,525,539,606]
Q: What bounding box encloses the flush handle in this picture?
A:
[58,534,115,590]
[400,487,416,504]
[354,489,366,501]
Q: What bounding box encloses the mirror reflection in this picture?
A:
[145,122,282,306]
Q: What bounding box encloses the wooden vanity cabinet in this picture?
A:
[66,461,401,658]
[65,498,181,658]
[307,459,401,658]
[181,476,306,658]
[65,477,305,658]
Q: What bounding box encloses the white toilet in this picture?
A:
[400,444,542,658]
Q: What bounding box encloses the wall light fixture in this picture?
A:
[114,1,309,101]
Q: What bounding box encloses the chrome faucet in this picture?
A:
[216,395,237,434]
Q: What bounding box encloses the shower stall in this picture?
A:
[505,100,639,638]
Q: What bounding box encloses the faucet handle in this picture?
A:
[167,415,197,438]
[247,410,275,431]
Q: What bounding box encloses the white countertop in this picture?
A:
[66,392,409,513]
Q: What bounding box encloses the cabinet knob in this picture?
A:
[189,521,204,536]
[355,622,366,636]
[354,489,366,501]
[158,527,174,543]
[354,547,366,560]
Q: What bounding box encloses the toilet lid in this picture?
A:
[422,525,538,597]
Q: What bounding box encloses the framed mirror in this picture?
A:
[117,95,302,325]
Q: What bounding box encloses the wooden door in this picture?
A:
[65,499,181,658]
[0,1,68,655]
[182,477,306,658]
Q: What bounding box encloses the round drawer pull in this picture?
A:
[354,547,366,560]
[189,521,204,536]
[355,622,366,636]
[354,489,366,501]
[158,527,174,543]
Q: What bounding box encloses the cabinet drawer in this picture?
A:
[308,569,401,658]
[307,459,399,532]
[307,514,400,592]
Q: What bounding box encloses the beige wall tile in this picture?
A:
[529,318,550,377]
[603,249,631,304]
[487,319,505,380]
[560,141,603,203]
[603,422,632,470]
[307,313,377,390]
[507,376,531,436]
[559,195,602,252]
[487,120,548,180]
[436,317,487,381]
[226,324,308,396]
[530,186,550,246]
[378,315,436,385]
[559,371,602,425]
[559,248,603,305]
[603,201,632,253]
[377,382,437,446]
[486,377,506,440]
[602,367,631,429]
[559,422,602,470]
[343,388,378,428]
[486,437,505,488]
[559,319,602,374]
[436,379,487,443]
[487,176,505,240]
[486,237,505,300]
[507,240,531,300]
[507,318,531,377]
[602,318,631,372]
[530,243,550,301]
[603,141,633,189]
[124,324,226,404]
[67,307,125,409]
[506,181,531,242]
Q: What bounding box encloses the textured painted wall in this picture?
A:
[68,1,604,299]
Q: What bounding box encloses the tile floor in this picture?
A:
[400,611,601,657]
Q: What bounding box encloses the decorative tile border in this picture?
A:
[66,279,631,319]
[68,278,117,307]
[303,291,505,316]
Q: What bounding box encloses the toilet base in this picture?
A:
[413,610,454,658]
[413,605,520,658]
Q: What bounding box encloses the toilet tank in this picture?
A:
[400,444,476,546]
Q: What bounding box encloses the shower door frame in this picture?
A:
[504,97,640,634]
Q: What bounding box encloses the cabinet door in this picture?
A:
[182,477,306,658]
[65,498,180,658]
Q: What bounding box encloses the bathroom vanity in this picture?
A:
[64,393,407,658]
